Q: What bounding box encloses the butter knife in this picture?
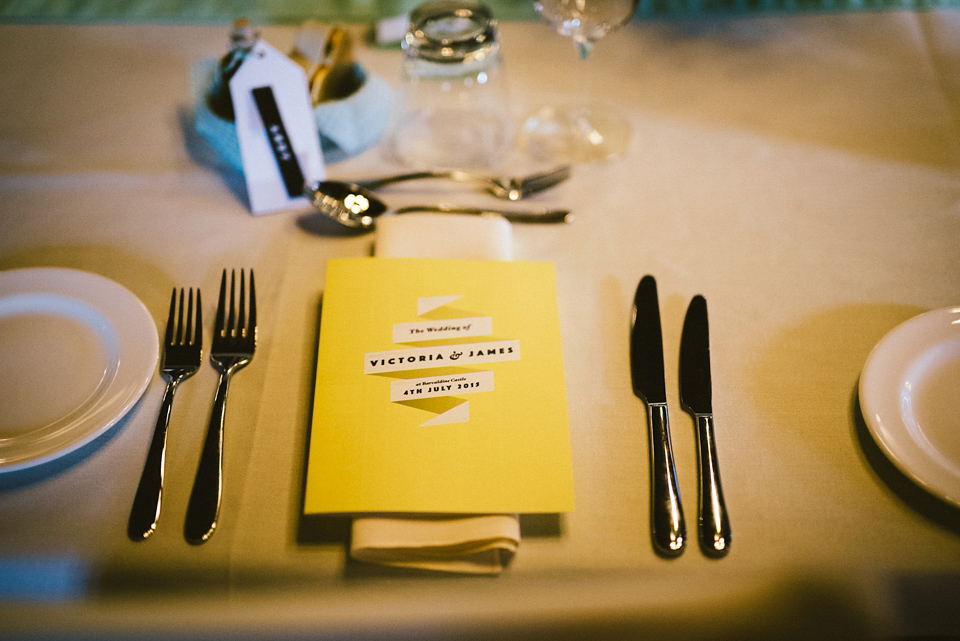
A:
[630,275,686,556]
[679,295,731,557]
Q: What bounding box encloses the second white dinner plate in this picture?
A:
[0,268,158,473]
[859,306,960,507]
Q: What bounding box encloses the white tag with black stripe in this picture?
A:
[230,40,325,215]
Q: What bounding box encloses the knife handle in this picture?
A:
[648,403,686,556]
[695,414,731,557]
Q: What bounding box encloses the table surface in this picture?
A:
[1,13,959,640]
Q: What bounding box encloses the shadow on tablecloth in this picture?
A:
[852,389,960,536]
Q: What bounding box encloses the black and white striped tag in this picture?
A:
[251,86,306,199]
[228,40,325,214]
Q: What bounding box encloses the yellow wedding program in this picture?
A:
[303,257,575,515]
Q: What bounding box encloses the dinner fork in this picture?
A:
[128,288,201,541]
[354,164,571,201]
[185,269,256,544]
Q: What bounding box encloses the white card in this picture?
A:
[230,40,325,215]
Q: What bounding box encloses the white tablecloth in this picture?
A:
[1,13,959,639]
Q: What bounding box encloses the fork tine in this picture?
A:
[193,290,202,347]
[215,270,227,338]
[184,289,194,346]
[164,289,176,347]
[248,271,256,340]
[227,270,237,338]
[176,289,186,345]
[522,164,571,190]
[533,164,570,181]
[238,270,246,338]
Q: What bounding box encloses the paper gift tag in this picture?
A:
[230,40,325,215]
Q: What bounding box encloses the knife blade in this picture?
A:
[679,294,731,557]
[630,275,686,556]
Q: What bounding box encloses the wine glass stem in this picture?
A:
[575,36,593,60]
[573,37,597,108]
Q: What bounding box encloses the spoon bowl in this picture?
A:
[305,181,572,232]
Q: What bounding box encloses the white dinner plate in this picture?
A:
[859,306,960,506]
[0,268,158,472]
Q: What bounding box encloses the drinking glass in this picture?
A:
[520,0,639,163]
[389,1,513,170]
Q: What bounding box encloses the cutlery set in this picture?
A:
[631,275,730,558]
[354,164,572,201]
[305,165,573,232]
[128,269,256,544]
[306,180,571,232]
[129,265,725,557]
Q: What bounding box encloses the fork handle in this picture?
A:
[128,379,179,541]
[185,371,230,544]
[355,171,462,190]
[392,205,571,224]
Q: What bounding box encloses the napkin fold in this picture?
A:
[351,513,521,574]
[355,212,520,574]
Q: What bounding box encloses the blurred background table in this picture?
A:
[1,5,959,639]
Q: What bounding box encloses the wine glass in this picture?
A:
[520,0,639,163]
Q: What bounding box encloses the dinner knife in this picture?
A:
[630,275,686,556]
[679,294,731,557]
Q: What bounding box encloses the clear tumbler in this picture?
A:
[389,1,513,170]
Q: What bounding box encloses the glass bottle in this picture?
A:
[207,19,260,122]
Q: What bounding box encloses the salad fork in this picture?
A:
[354,164,571,201]
[185,269,256,544]
[128,288,201,541]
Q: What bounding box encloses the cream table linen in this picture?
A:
[0,13,959,639]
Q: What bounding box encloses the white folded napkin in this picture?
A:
[352,212,520,574]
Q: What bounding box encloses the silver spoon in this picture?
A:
[353,164,571,201]
[305,181,572,232]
